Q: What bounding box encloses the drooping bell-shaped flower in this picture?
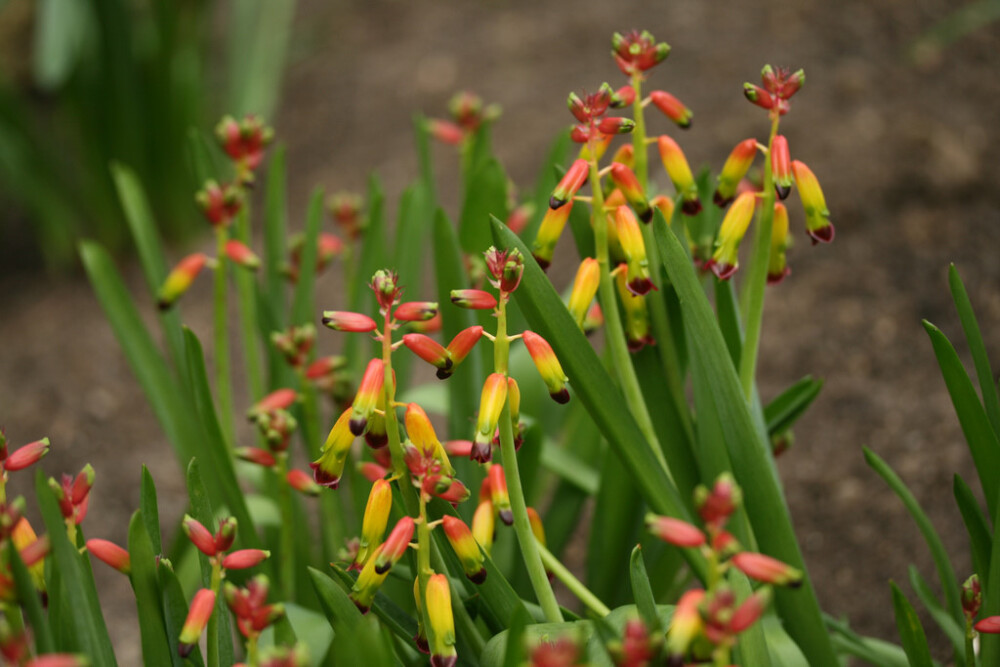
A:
[768,202,791,285]
[310,408,356,488]
[521,332,570,404]
[532,202,574,270]
[426,574,458,667]
[657,135,701,215]
[708,191,756,280]
[355,479,392,569]
[714,138,758,207]
[791,160,834,244]
[471,374,507,463]
[442,516,487,584]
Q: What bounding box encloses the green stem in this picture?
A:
[247,635,259,667]
[737,115,780,400]
[587,152,672,475]
[536,541,610,617]
[207,561,223,667]
[234,208,265,402]
[630,73,695,447]
[213,227,235,446]
[965,621,976,667]
[275,455,296,601]
[495,297,563,623]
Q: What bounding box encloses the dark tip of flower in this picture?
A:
[789,577,803,589]
[681,198,702,216]
[352,599,370,614]
[498,509,514,526]
[775,184,791,200]
[627,278,657,297]
[638,206,653,224]
[436,368,454,380]
[468,568,488,584]
[414,635,430,654]
[768,267,791,285]
[549,196,567,210]
[349,418,367,436]
[551,388,571,405]
[808,224,835,245]
[309,462,341,488]
[713,191,733,208]
[712,262,738,281]
[374,562,392,575]
[470,440,493,464]
[179,643,194,659]
[157,300,172,311]
[679,118,692,129]
[364,432,388,449]
[533,254,551,271]
[431,656,458,667]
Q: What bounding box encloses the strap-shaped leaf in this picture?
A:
[460,157,508,254]
[864,447,962,626]
[128,511,173,667]
[8,540,54,654]
[953,474,992,588]
[629,545,660,633]
[908,565,965,659]
[890,582,934,667]
[764,376,824,437]
[949,264,1000,435]
[290,187,325,327]
[653,216,837,666]
[924,320,1000,520]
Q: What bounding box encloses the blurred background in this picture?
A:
[1,0,999,661]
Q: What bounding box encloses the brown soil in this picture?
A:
[2,0,1000,663]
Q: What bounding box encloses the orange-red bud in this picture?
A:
[731,552,802,587]
[646,514,706,548]
[450,289,497,311]
[715,138,758,207]
[770,135,792,199]
[157,253,209,310]
[975,616,1000,634]
[374,517,414,574]
[609,163,651,223]
[224,240,260,270]
[488,465,513,526]
[286,469,321,496]
[403,334,453,378]
[649,90,693,129]
[248,388,297,419]
[428,119,464,145]
[442,515,487,584]
[791,160,834,244]
[183,515,217,557]
[549,159,589,209]
[657,135,701,215]
[179,588,216,657]
[321,311,378,333]
[446,326,483,367]
[222,549,270,570]
[596,116,635,135]
[4,438,49,472]
[350,359,385,435]
[667,588,705,659]
[521,331,570,404]
[237,447,276,467]
[729,587,771,634]
[394,301,439,322]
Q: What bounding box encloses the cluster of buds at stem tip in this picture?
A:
[744,65,805,116]
[196,180,243,227]
[607,617,660,666]
[327,191,365,240]
[271,323,315,370]
[182,515,270,570]
[157,253,213,310]
[284,232,344,283]
[567,84,636,145]
[371,269,404,316]
[484,246,524,294]
[657,135,701,215]
[611,30,670,76]
[427,91,501,145]
[215,114,274,184]
[225,575,285,641]
[49,465,94,527]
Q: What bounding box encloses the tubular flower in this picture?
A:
[12,518,47,590]
[696,473,741,528]
[328,191,363,239]
[364,391,389,449]
[373,517,415,574]
[768,202,791,284]
[222,549,270,570]
[224,240,260,270]
[614,266,654,352]
[403,334,453,378]
[657,135,701,215]
[442,516,487,584]
[2,437,49,472]
[532,202,573,270]
[350,545,389,613]
[350,358,385,435]
[179,589,216,658]
[729,587,771,634]
[405,403,453,473]
[608,163,652,223]
[650,194,675,222]
[471,374,508,463]
[770,135,793,199]
[714,138,758,207]
[321,311,378,333]
[549,159,590,209]
[521,331,570,404]
[450,289,497,310]
[611,30,670,76]
[488,465,514,526]
[666,589,706,660]
[86,538,130,575]
[708,191,756,280]
[615,206,656,295]
[649,90,693,129]
[567,258,600,329]
[157,253,209,310]
[611,142,635,168]
[472,500,495,554]
[446,326,484,367]
[394,301,438,322]
[646,514,706,548]
[426,574,457,667]
[613,84,636,107]
[791,160,834,244]
[310,408,356,488]
[731,551,803,587]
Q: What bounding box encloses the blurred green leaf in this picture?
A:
[460,158,508,254]
[948,264,1000,436]
[327,564,419,645]
[764,376,824,437]
[309,566,363,631]
[824,614,909,667]
[628,545,660,633]
[37,470,118,664]
[908,565,965,658]
[864,447,962,626]
[259,602,334,665]
[890,581,934,667]
[588,451,642,607]
[953,474,992,588]
[140,465,162,555]
[290,187,325,327]
[923,319,1000,520]
[159,563,204,667]
[128,511,173,667]
[226,0,295,120]
[33,0,87,89]
[8,540,54,654]
[729,570,771,667]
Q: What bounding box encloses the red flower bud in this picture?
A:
[549,159,589,209]
[222,549,270,570]
[86,539,131,574]
[450,289,497,311]
[649,90,693,129]
[321,311,378,333]
[224,240,261,270]
[395,301,439,322]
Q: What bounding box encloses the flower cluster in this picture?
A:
[427,91,501,145]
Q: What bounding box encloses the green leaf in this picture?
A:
[490,219,699,559]
[539,440,599,495]
[128,511,173,667]
[628,545,660,633]
[327,564,419,644]
[714,277,743,365]
[729,570,771,667]
[140,465,162,555]
[764,376,824,437]
[8,540,54,654]
[653,215,837,666]
[460,157,508,254]
[80,241,200,467]
[158,562,204,667]
[259,602,335,665]
[953,474,992,588]
[923,319,1000,520]
[308,567,363,631]
[182,329,261,550]
[864,447,963,626]
[948,264,1000,435]
[32,0,86,89]
[185,127,221,185]
[263,145,289,337]
[908,565,965,658]
[890,581,934,667]
[588,451,642,607]
[290,187,325,327]
[37,470,118,665]
[824,614,909,667]
[225,0,294,120]
[502,607,532,667]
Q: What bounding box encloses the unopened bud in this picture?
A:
[549,160,589,210]
[649,90,693,129]
[770,135,792,199]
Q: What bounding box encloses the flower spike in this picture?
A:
[521,331,570,403]
[791,160,834,244]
